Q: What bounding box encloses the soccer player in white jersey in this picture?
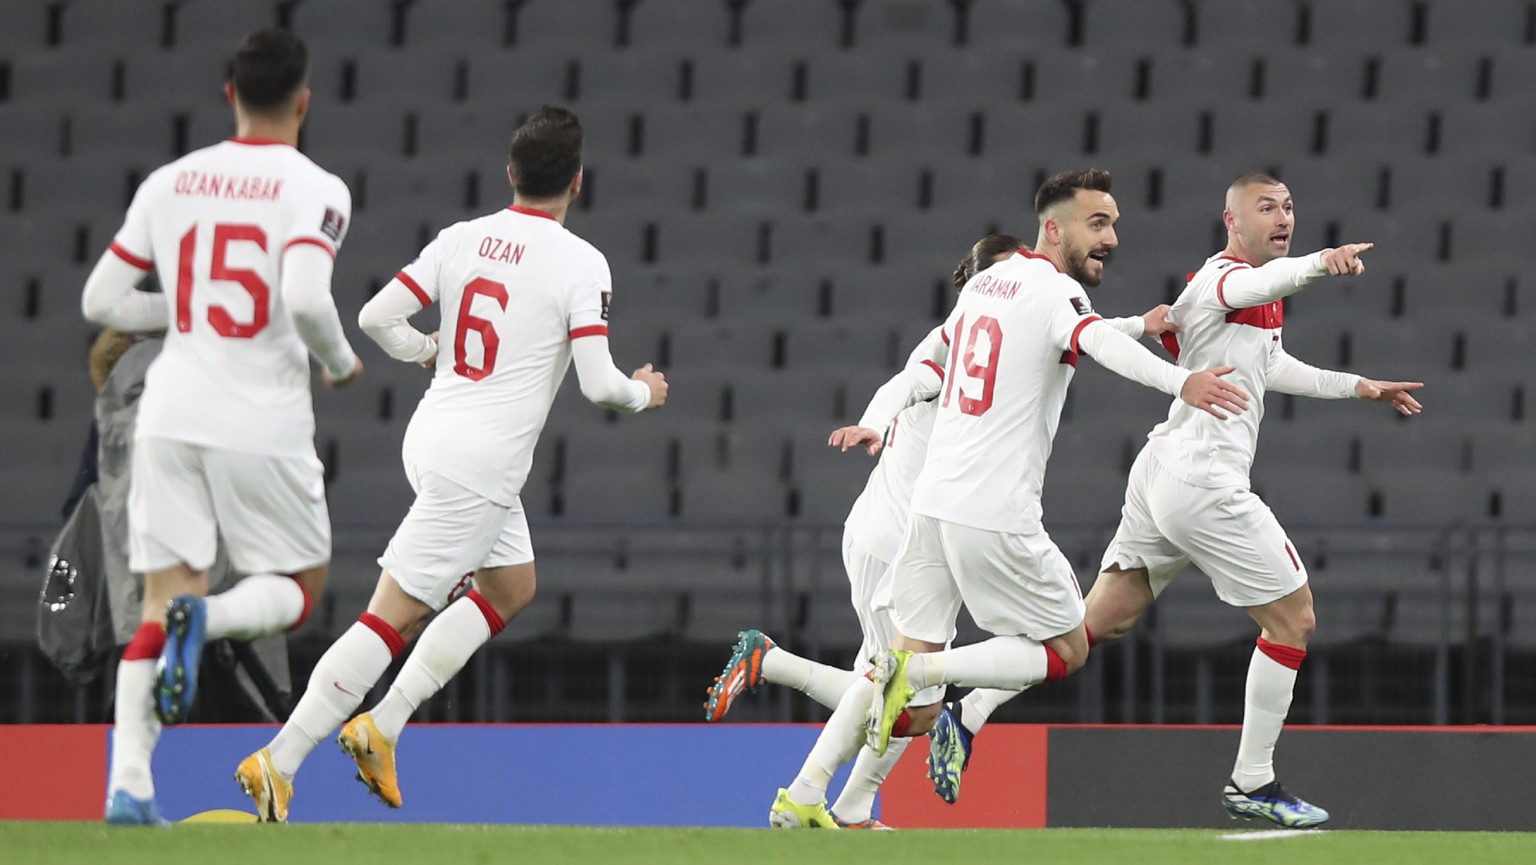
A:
[768,169,1251,828]
[79,30,361,826]
[234,106,667,822]
[1079,173,1419,827]
[706,236,1175,827]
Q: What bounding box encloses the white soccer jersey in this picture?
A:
[393,205,616,506]
[106,138,352,456]
[844,399,937,563]
[1146,251,1358,489]
[909,250,1104,534]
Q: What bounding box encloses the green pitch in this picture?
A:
[5,823,1535,865]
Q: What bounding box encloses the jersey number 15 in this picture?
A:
[175,224,270,338]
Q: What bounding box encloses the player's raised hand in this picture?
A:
[632,363,668,409]
[1356,378,1424,416]
[323,356,364,389]
[829,425,883,456]
[1321,242,1374,276]
[1180,365,1250,420]
[1141,304,1177,337]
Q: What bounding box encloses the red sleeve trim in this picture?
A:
[396,271,431,308]
[570,325,609,340]
[1215,266,1248,310]
[109,241,152,270]
[1069,315,1103,355]
[920,359,945,380]
[940,329,951,345]
[283,236,336,259]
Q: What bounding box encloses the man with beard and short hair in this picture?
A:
[768,168,1252,828]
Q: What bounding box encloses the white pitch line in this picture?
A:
[1220,829,1330,841]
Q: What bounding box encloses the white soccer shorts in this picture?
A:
[378,460,534,611]
[888,513,1086,645]
[844,533,947,706]
[1100,447,1309,607]
[128,436,330,574]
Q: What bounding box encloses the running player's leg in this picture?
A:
[829,571,910,827]
[772,516,959,827]
[880,520,1090,743]
[108,438,218,823]
[194,449,332,642]
[1153,480,1325,827]
[706,534,880,721]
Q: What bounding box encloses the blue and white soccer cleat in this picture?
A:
[104,789,169,826]
[926,702,974,804]
[1222,778,1330,828]
[155,594,208,725]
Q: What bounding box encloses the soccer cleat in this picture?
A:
[767,788,841,829]
[864,649,916,757]
[103,789,169,826]
[338,712,402,808]
[235,748,293,823]
[155,594,208,725]
[1222,778,1330,828]
[833,816,895,830]
[926,703,974,804]
[702,629,775,722]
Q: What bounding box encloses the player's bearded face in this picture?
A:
[1061,195,1119,288]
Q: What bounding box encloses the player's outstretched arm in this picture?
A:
[838,326,947,455]
[1218,243,1373,309]
[80,249,167,332]
[358,278,438,365]
[1355,378,1425,416]
[282,243,361,387]
[1266,347,1361,400]
[1077,321,1250,420]
[571,336,664,412]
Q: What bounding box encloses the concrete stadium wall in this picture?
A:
[3,724,1532,830]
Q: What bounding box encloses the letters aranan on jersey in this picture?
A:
[172,171,283,201]
[968,273,1022,300]
[478,236,526,265]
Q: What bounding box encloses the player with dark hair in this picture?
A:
[235,105,668,822]
[768,169,1245,827]
[81,28,359,826]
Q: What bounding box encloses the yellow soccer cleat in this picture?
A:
[234,748,293,823]
[865,649,917,757]
[768,788,842,829]
[338,713,402,808]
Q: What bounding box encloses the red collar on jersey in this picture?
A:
[507,205,558,221]
[1217,253,1257,266]
[1016,247,1065,274]
[227,137,289,146]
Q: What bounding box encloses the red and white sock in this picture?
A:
[205,574,310,641]
[761,646,860,711]
[267,614,403,780]
[829,737,911,823]
[1232,637,1306,792]
[370,591,505,741]
[786,676,875,807]
[108,623,165,800]
[908,636,1065,691]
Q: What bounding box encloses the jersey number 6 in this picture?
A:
[175,224,269,338]
[453,277,509,381]
[941,313,1002,417]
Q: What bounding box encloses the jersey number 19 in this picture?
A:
[941,314,1001,417]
